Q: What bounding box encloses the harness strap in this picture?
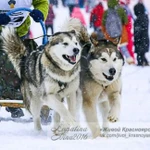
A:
[57,81,67,93]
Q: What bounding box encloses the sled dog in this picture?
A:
[80,33,124,138]
[1,18,90,132]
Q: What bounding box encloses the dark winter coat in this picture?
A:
[102,0,128,26]
[45,5,55,25]
[101,0,128,45]
[134,3,149,53]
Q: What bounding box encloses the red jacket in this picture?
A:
[90,3,104,28]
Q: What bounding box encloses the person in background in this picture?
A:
[134,2,149,66]
[61,0,66,7]
[71,7,86,26]
[120,0,135,61]
[45,4,55,35]
[65,0,79,16]
[102,0,128,43]
[119,26,135,64]
[138,0,148,14]
[85,0,97,13]
[89,1,104,40]
[49,0,58,8]
[119,0,135,64]
[89,1,104,31]
[102,0,134,64]
[79,0,84,8]
[0,0,49,119]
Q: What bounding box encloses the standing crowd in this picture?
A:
[89,0,149,66]
[50,0,149,66]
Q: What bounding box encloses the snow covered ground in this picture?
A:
[1,65,150,150]
[1,1,150,150]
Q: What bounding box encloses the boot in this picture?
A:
[6,107,24,118]
[126,57,135,65]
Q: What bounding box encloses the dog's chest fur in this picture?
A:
[41,75,79,97]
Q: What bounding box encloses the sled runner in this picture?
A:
[0,116,33,123]
[0,7,48,109]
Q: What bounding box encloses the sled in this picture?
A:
[0,7,48,109]
[0,100,24,108]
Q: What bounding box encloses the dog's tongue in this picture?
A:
[69,56,76,62]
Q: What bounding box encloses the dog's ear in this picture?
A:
[117,50,125,66]
[90,32,99,46]
[81,42,91,71]
[82,42,91,56]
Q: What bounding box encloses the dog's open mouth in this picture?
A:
[103,73,114,81]
[62,54,76,64]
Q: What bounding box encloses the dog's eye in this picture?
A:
[63,42,68,46]
[75,42,78,45]
[113,58,117,61]
[101,58,107,62]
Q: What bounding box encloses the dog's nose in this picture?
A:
[73,48,79,55]
[109,68,116,75]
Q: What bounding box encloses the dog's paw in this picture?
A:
[108,108,119,122]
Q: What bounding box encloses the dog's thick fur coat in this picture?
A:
[80,33,124,138]
[1,18,90,131]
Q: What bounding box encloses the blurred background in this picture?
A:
[30,0,150,66]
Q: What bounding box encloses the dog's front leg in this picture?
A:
[108,92,121,122]
[67,92,77,121]
[99,101,110,130]
[83,94,100,138]
[107,79,122,123]
[45,95,76,126]
[30,98,43,131]
[52,98,63,130]
[75,89,83,122]
[98,92,110,132]
[52,111,62,135]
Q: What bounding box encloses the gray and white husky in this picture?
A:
[80,33,124,138]
[1,18,90,132]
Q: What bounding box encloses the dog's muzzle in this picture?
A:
[62,48,80,65]
[103,73,114,81]
[109,68,116,76]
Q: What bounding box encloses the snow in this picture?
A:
[2,64,150,150]
[1,1,150,150]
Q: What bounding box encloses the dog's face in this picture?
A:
[46,31,82,71]
[89,38,124,83]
